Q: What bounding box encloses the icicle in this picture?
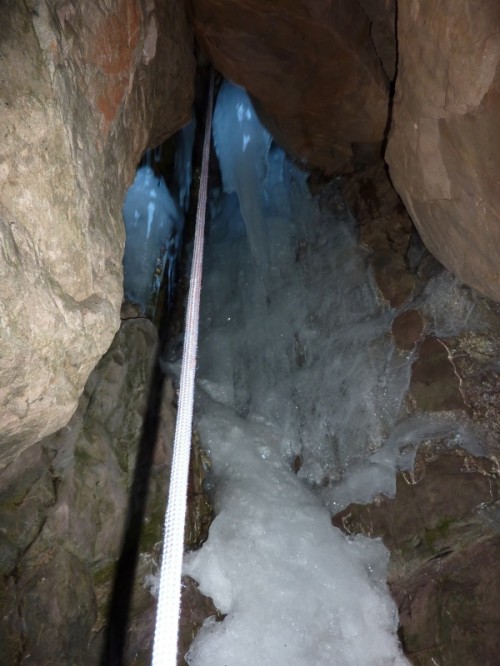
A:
[212,81,272,265]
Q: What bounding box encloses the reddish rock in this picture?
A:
[178,576,222,665]
[371,252,415,308]
[190,0,390,173]
[386,0,500,302]
[392,309,425,351]
[334,447,499,561]
[409,337,464,412]
[85,0,142,133]
[124,575,221,665]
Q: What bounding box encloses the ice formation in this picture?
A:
[212,81,273,264]
[184,401,407,666]
[122,164,183,314]
[158,82,436,664]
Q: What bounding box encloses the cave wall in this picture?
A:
[0,0,195,462]
[386,0,500,303]
[1,2,500,663]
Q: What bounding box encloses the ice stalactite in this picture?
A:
[212,81,273,267]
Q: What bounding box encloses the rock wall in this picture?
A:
[386,0,500,302]
[189,0,391,173]
[338,162,500,664]
[0,316,217,664]
[0,0,195,461]
[0,318,163,663]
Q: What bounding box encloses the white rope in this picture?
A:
[152,69,214,666]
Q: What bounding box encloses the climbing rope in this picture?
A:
[152,68,214,666]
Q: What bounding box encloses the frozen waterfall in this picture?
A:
[165,82,416,665]
[212,80,274,266]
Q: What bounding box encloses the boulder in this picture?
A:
[0,0,195,460]
[386,0,500,302]
[190,0,390,173]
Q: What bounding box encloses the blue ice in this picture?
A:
[213,81,272,263]
[122,165,183,314]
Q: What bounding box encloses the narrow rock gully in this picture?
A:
[2,74,500,666]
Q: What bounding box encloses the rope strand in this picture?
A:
[152,68,214,666]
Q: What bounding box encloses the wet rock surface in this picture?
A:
[178,576,222,666]
[333,446,500,666]
[408,336,465,413]
[391,310,425,352]
[0,315,217,665]
[339,163,500,665]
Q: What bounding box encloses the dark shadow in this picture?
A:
[99,356,164,666]
[381,0,400,161]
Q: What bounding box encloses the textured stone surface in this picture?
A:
[0,319,161,664]
[191,0,390,173]
[0,316,217,664]
[0,0,195,458]
[386,0,500,302]
[341,158,500,662]
[178,576,222,665]
[334,447,499,563]
[333,446,500,666]
[395,536,500,666]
